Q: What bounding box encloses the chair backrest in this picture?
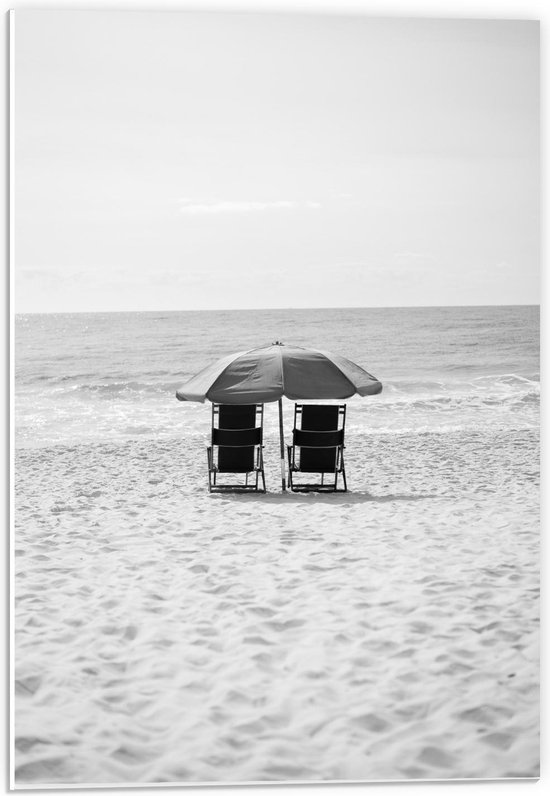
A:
[293,428,344,448]
[301,404,341,431]
[218,404,258,430]
[212,427,263,447]
[213,404,263,473]
[293,404,346,473]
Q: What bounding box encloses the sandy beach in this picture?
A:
[14,425,539,784]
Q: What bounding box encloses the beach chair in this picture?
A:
[207,404,266,493]
[287,404,347,492]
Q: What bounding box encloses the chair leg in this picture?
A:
[257,449,266,492]
[207,448,212,492]
[340,449,347,492]
[286,446,293,491]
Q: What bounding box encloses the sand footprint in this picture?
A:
[417,746,456,769]
[481,732,515,750]
[15,675,42,696]
[351,713,389,733]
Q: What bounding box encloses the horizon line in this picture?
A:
[13,302,540,316]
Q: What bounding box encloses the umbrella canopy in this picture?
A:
[176,343,382,491]
[176,342,382,403]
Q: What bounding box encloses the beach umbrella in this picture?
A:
[176,342,382,490]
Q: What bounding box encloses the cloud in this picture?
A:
[392,252,437,272]
[393,252,431,262]
[18,267,64,283]
[179,199,321,214]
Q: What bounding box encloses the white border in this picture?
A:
[3,1,546,795]
[1,0,547,19]
[8,8,16,793]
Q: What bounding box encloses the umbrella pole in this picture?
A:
[278,398,286,491]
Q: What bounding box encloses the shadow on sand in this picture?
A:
[209,490,440,505]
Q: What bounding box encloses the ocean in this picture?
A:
[15,305,539,449]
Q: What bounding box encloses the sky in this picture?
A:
[13,9,539,312]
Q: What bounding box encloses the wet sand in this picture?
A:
[13,428,539,784]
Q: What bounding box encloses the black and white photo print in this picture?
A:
[11,3,540,787]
